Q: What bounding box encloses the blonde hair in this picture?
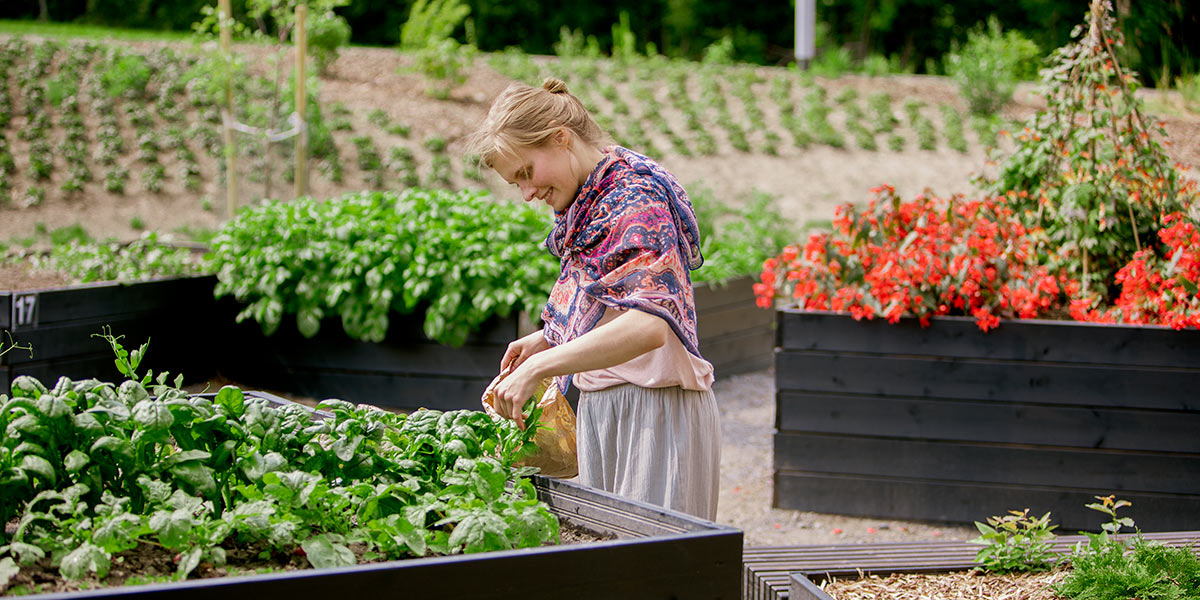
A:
[464,77,608,168]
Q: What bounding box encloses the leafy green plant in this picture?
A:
[970,508,1058,573]
[306,9,351,75]
[1055,495,1200,600]
[0,335,557,589]
[944,16,1041,116]
[99,50,152,99]
[209,189,559,346]
[701,35,736,66]
[400,0,476,99]
[423,135,447,153]
[34,232,201,284]
[692,187,793,285]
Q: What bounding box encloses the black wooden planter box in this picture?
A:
[1,276,223,391]
[3,274,773,413]
[214,298,520,412]
[773,309,1200,532]
[28,475,742,600]
[695,275,773,378]
[220,276,772,411]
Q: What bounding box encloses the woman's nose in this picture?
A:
[519,182,536,201]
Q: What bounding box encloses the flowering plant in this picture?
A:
[757,1,1200,333]
[984,0,1198,295]
[755,185,1074,332]
[1070,212,1200,329]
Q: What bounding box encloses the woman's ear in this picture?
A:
[555,127,572,148]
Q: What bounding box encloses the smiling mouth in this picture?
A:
[537,189,552,204]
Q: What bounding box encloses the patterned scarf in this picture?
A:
[542,146,704,393]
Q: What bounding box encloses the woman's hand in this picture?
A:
[500,329,550,372]
[487,358,545,429]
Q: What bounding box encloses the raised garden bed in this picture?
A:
[219,277,770,411]
[695,275,773,377]
[9,388,743,599]
[2,273,769,413]
[215,301,521,413]
[773,309,1200,532]
[1,275,222,391]
[738,531,1200,600]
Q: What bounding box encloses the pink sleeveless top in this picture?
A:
[571,307,715,392]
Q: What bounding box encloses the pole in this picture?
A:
[219,0,238,217]
[795,0,816,69]
[294,3,308,199]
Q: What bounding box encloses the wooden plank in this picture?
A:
[30,276,218,325]
[774,433,1200,494]
[777,310,1200,369]
[773,471,1200,532]
[775,351,1200,411]
[693,276,757,313]
[704,327,773,377]
[1,315,168,364]
[10,349,218,389]
[222,365,492,411]
[0,292,11,329]
[232,332,506,379]
[698,301,773,340]
[776,391,1200,453]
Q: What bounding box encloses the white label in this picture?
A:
[12,293,37,330]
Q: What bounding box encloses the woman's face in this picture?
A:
[491,135,583,213]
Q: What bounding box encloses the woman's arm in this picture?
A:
[487,308,670,423]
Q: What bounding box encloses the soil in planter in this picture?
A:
[1,517,614,596]
[0,262,72,291]
[820,568,1070,600]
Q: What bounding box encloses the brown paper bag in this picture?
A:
[482,375,578,478]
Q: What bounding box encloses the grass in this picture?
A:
[0,19,193,43]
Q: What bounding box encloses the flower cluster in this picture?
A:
[1070,212,1200,329]
[755,186,1074,331]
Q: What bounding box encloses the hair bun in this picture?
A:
[542,77,569,94]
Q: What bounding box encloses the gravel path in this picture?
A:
[712,368,975,547]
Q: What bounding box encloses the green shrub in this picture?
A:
[399,0,476,99]
[307,10,351,75]
[692,187,794,285]
[944,17,1041,116]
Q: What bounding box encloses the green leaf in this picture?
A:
[0,557,19,589]
[214,386,245,417]
[20,454,56,487]
[64,449,90,473]
[171,463,217,497]
[301,534,356,569]
[59,543,110,580]
[176,546,203,577]
[149,509,193,549]
[133,400,175,431]
[447,510,511,554]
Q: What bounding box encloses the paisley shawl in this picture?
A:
[542,146,704,394]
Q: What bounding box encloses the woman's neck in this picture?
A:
[571,143,607,188]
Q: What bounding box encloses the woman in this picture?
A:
[466,77,720,521]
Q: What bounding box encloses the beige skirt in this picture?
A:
[576,383,721,521]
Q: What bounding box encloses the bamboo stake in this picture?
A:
[219,0,238,217]
[294,3,308,199]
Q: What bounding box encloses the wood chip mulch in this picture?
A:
[821,568,1072,600]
